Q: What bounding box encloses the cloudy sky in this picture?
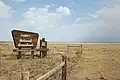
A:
[0,0,120,42]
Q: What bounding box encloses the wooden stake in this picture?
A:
[30,48,34,59]
[18,48,21,59]
[62,56,67,80]
[81,45,83,54]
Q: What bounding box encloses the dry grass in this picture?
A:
[1,42,120,80]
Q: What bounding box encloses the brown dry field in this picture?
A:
[0,42,120,80]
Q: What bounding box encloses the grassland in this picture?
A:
[0,42,120,80]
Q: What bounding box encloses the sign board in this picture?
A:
[11,30,39,49]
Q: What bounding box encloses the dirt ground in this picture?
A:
[1,42,120,80]
[68,43,120,80]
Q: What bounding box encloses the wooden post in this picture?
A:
[0,49,2,75]
[44,41,47,57]
[41,38,46,58]
[31,51,34,59]
[30,48,34,59]
[18,48,21,59]
[62,56,67,80]
[81,45,83,54]
[40,39,42,58]
[42,38,45,58]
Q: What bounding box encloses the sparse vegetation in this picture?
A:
[1,42,120,80]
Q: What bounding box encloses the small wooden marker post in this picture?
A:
[62,55,67,80]
[18,48,22,59]
[40,39,42,58]
[30,47,34,59]
[81,45,83,54]
[40,38,48,58]
[44,41,47,57]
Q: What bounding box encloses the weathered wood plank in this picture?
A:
[36,62,65,80]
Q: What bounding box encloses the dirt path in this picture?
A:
[67,51,106,80]
[67,54,85,80]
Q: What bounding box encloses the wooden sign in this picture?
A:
[11,30,39,49]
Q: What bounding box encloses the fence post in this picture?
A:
[42,38,46,58]
[62,56,67,80]
[44,41,47,57]
[30,48,34,59]
[81,45,83,54]
[40,39,42,58]
[0,49,2,74]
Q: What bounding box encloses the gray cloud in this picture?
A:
[86,4,120,42]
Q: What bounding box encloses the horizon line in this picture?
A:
[1,40,120,43]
